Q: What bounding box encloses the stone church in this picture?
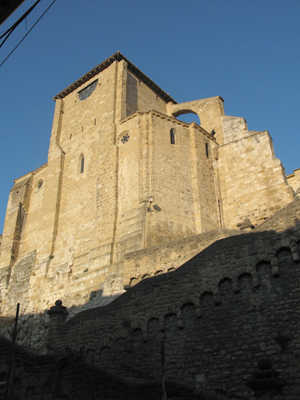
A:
[2,52,300,400]
[0,51,298,315]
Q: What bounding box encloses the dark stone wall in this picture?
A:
[3,200,300,399]
[46,218,300,400]
[0,335,209,400]
[0,336,57,400]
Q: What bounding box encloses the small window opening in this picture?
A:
[80,155,84,174]
[94,118,96,125]
[37,179,43,189]
[170,128,175,145]
[205,143,209,158]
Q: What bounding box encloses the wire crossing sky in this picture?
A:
[0,0,56,67]
[1,0,300,232]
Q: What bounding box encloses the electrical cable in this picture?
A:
[0,0,57,68]
[0,0,42,48]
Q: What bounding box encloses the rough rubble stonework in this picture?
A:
[287,168,300,194]
[1,199,300,399]
[44,199,300,400]
[0,52,297,315]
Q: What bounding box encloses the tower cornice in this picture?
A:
[53,51,177,104]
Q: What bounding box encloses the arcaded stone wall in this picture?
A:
[47,201,300,400]
[2,203,300,398]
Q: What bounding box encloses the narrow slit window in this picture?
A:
[205,143,209,158]
[170,128,175,145]
[80,155,84,173]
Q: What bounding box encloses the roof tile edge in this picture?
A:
[53,51,177,104]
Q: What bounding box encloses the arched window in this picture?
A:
[205,143,209,158]
[170,128,175,145]
[78,79,98,101]
[79,154,84,174]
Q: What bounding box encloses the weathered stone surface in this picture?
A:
[0,52,297,314]
[0,334,214,400]
[1,50,300,400]
[287,168,300,194]
[39,204,300,400]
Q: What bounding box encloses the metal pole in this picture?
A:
[4,303,20,400]
[161,338,167,400]
[218,199,223,228]
[92,353,95,400]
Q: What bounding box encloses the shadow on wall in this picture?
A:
[1,214,300,399]
[0,218,300,348]
[43,220,300,399]
[0,287,122,351]
[0,333,207,400]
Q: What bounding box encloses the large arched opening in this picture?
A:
[171,108,201,125]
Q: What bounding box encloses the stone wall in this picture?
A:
[126,69,167,116]
[0,52,297,319]
[0,336,57,399]
[287,168,300,194]
[0,173,32,270]
[46,200,300,400]
[0,335,217,400]
[254,197,300,233]
[122,228,242,288]
[2,203,300,399]
[167,96,225,145]
[217,124,294,228]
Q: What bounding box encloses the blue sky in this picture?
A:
[1,0,300,232]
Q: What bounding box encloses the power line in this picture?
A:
[0,0,42,48]
[0,0,57,68]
